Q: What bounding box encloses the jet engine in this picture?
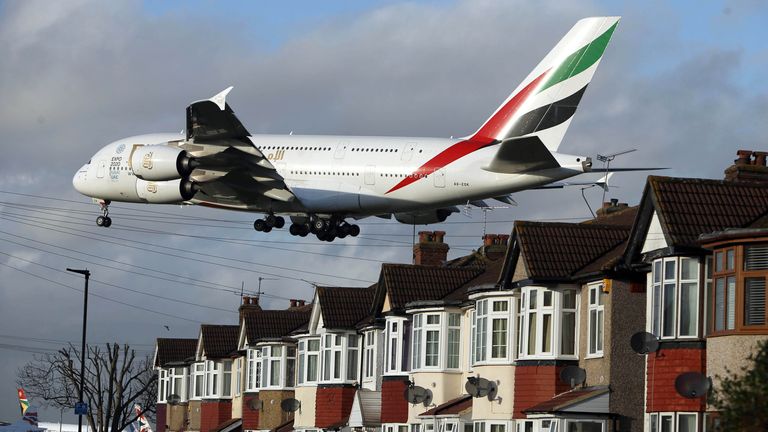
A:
[131,145,198,181]
[136,178,198,203]
[395,208,458,225]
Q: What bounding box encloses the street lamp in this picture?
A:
[66,268,90,432]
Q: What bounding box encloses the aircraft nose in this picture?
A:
[72,165,88,195]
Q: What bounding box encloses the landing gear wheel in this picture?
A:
[289,224,301,236]
[263,225,272,233]
[266,214,277,227]
[312,218,327,232]
[96,216,106,227]
[254,219,267,232]
[300,225,310,237]
[349,224,360,237]
[274,216,285,229]
[103,217,112,228]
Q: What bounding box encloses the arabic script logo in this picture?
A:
[142,152,153,169]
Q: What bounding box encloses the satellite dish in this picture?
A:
[167,394,181,406]
[630,331,660,354]
[247,398,262,411]
[559,366,586,388]
[403,385,433,407]
[465,377,499,401]
[280,398,301,413]
[675,372,711,399]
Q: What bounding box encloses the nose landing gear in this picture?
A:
[95,200,112,228]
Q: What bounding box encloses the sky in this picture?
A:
[1,0,767,423]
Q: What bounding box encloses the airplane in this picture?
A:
[73,16,646,241]
[0,389,44,432]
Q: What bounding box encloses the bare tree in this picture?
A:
[17,343,157,432]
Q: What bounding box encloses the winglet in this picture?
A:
[596,172,613,192]
[209,86,234,110]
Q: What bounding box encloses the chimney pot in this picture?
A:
[735,150,753,166]
[242,296,250,305]
[290,299,297,308]
[253,296,259,306]
[755,151,768,167]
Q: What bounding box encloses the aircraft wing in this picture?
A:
[534,173,613,191]
[184,88,297,206]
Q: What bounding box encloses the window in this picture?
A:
[158,369,168,402]
[246,349,261,391]
[222,361,232,397]
[474,300,488,363]
[298,338,320,384]
[412,310,461,371]
[257,344,296,389]
[518,288,578,359]
[347,335,359,381]
[647,413,698,432]
[650,257,700,339]
[363,330,377,380]
[204,360,219,398]
[192,363,204,399]
[588,283,605,356]
[235,358,242,396]
[565,420,604,432]
[491,301,509,359]
[709,244,768,333]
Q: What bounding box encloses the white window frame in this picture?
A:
[587,282,605,358]
[411,309,462,372]
[563,419,606,432]
[258,343,296,390]
[191,363,204,399]
[518,287,579,360]
[245,348,261,392]
[168,366,187,402]
[383,424,409,432]
[647,412,699,432]
[235,357,242,396]
[203,360,221,399]
[319,331,359,384]
[298,337,320,385]
[362,329,378,382]
[385,317,410,375]
[222,360,232,397]
[157,369,168,403]
[649,257,700,339]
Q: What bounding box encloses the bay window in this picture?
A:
[204,360,219,398]
[650,257,701,339]
[297,338,320,384]
[588,283,605,357]
[708,243,768,334]
[318,333,360,384]
[168,366,187,401]
[411,310,461,371]
[259,344,296,388]
[158,369,168,402]
[518,288,578,359]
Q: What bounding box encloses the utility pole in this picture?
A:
[66,268,90,432]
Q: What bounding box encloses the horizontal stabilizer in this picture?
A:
[483,136,561,174]
[470,200,489,208]
[589,167,667,172]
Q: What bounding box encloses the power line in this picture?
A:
[0,333,155,347]
[0,260,201,323]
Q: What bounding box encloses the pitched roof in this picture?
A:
[523,386,609,413]
[515,221,631,281]
[419,394,472,417]
[317,286,376,329]
[243,309,311,344]
[200,325,240,359]
[376,264,485,311]
[155,338,198,367]
[648,176,768,247]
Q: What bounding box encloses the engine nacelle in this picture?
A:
[395,208,457,225]
[136,179,198,203]
[131,145,197,181]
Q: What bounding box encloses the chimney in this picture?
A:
[724,150,768,183]
[413,231,449,266]
[297,300,306,307]
[480,234,509,261]
[289,299,298,308]
[239,295,262,323]
[596,198,629,217]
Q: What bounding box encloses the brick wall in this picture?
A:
[200,400,233,432]
[315,385,356,428]
[513,363,572,419]
[258,390,294,430]
[241,394,260,430]
[381,376,409,423]
[646,346,706,412]
[156,403,167,432]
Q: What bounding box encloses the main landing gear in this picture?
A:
[304,216,360,242]
[253,214,285,232]
[95,200,112,228]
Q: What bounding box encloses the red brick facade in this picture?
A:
[513,364,572,419]
[156,403,167,432]
[646,346,706,412]
[242,394,260,430]
[200,400,233,432]
[381,376,409,423]
[315,385,356,428]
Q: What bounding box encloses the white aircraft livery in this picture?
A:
[74,17,632,241]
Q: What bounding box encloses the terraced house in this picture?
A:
[154,150,768,432]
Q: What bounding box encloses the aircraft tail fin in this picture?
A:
[17,388,29,416]
[471,16,620,152]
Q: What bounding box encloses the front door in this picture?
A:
[364,165,376,185]
[433,169,445,188]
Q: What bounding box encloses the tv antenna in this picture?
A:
[596,148,636,203]
[256,276,278,300]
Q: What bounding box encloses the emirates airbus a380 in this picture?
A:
[73,17,639,241]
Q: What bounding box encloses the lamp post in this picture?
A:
[67,268,90,432]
